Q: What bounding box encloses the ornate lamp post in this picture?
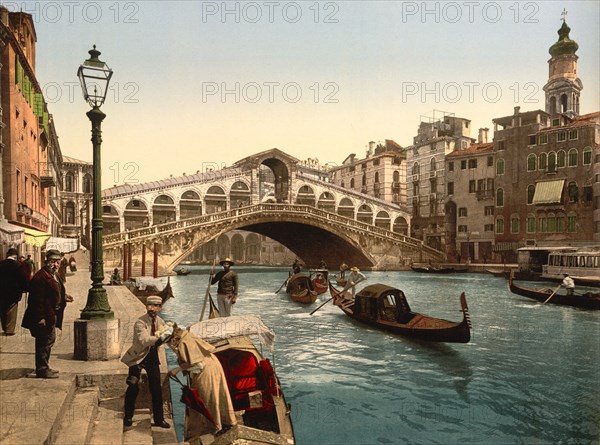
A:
[77,46,114,320]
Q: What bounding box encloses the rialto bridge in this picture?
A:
[101,149,445,272]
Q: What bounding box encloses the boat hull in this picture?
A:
[329,283,471,343]
[508,276,600,310]
[286,273,318,304]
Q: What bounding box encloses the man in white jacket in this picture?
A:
[121,296,173,428]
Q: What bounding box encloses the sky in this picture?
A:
[4,1,599,186]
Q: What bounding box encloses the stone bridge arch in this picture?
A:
[104,204,442,273]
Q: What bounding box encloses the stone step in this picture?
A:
[122,408,153,445]
[88,396,124,445]
[51,386,99,445]
[151,417,177,444]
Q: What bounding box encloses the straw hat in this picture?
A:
[220,258,234,266]
[350,266,360,272]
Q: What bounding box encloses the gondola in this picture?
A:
[186,315,295,445]
[411,266,456,274]
[507,273,600,310]
[485,268,509,278]
[310,269,329,295]
[176,267,191,276]
[285,273,318,304]
[124,276,174,305]
[328,282,472,343]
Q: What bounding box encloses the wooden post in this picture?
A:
[153,242,159,278]
[127,243,133,278]
[123,243,129,281]
[141,244,146,277]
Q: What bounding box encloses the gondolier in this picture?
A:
[211,258,238,317]
[562,274,575,296]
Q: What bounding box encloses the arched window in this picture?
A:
[583,147,592,165]
[538,153,547,170]
[393,171,400,182]
[412,162,420,175]
[350,178,355,189]
[548,152,556,172]
[374,172,379,183]
[65,201,76,224]
[82,174,92,193]
[527,154,536,171]
[527,185,535,204]
[567,181,578,203]
[496,188,504,207]
[361,174,366,186]
[557,150,566,168]
[495,216,504,234]
[430,157,437,171]
[568,148,578,167]
[64,172,75,192]
[496,159,505,175]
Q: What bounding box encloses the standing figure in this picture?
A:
[167,326,237,438]
[342,267,367,297]
[292,259,302,274]
[562,273,575,297]
[69,256,77,272]
[21,250,73,378]
[211,258,238,317]
[339,262,349,280]
[121,296,172,428]
[0,248,29,335]
[58,252,68,283]
[318,259,327,269]
[25,254,35,280]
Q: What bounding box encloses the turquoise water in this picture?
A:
[160,266,600,445]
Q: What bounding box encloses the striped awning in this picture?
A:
[46,237,79,253]
[23,227,52,247]
[532,180,564,204]
[0,221,24,245]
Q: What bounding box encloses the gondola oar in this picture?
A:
[275,272,291,294]
[199,259,217,321]
[309,296,334,316]
[543,284,562,304]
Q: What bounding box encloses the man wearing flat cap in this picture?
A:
[0,248,29,335]
[121,295,173,429]
[21,249,73,378]
[211,258,238,317]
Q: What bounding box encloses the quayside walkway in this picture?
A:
[0,263,178,445]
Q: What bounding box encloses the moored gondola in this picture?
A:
[507,273,600,310]
[328,282,471,343]
[124,276,174,305]
[285,273,318,304]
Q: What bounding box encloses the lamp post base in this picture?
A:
[80,287,114,320]
[74,318,120,361]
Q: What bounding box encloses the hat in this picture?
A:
[7,248,18,256]
[350,266,360,272]
[146,296,162,305]
[220,258,234,266]
[45,249,61,261]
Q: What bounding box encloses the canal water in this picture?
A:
[160,266,599,444]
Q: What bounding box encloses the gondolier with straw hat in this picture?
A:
[211,258,238,317]
[342,266,367,298]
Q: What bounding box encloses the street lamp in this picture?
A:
[77,45,114,320]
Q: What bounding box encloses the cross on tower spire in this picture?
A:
[561,8,568,22]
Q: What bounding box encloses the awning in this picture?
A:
[46,237,79,253]
[23,227,52,247]
[0,221,24,245]
[493,242,520,252]
[532,179,564,204]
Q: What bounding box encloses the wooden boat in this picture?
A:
[176,267,191,276]
[328,282,471,343]
[541,247,600,288]
[486,268,509,278]
[187,315,295,445]
[411,266,455,274]
[310,269,329,295]
[507,273,600,310]
[335,275,347,287]
[285,273,318,304]
[124,277,174,305]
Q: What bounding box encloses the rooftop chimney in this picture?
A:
[478,128,489,143]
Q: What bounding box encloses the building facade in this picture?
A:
[0,8,63,261]
[60,156,92,247]
[405,112,474,251]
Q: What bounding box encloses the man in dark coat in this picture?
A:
[21,249,72,378]
[0,248,29,335]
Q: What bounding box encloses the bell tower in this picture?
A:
[542,10,583,118]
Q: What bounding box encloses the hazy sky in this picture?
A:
[7,1,599,186]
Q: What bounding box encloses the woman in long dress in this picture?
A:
[167,327,237,438]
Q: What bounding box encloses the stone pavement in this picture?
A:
[0,264,179,445]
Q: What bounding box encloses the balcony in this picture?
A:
[476,189,494,200]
